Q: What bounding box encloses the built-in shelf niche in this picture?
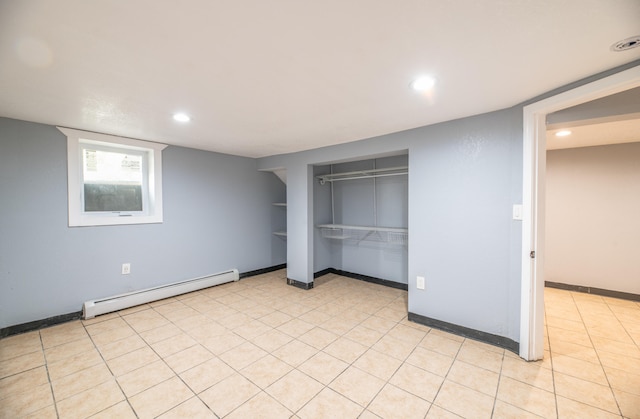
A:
[273,202,287,238]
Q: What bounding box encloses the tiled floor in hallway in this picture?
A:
[1,270,639,418]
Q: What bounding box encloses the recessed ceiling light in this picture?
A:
[410,76,436,92]
[611,35,640,52]
[173,113,191,122]
[555,130,572,137]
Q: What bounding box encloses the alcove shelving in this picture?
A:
[273,202,287,238]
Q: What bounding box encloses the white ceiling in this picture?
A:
[1,1,639,158]
[547,117,640,150]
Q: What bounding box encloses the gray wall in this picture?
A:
[408,110,522,338]
[546,143,640,294]
[547,86,640,126]
[258,108,523,341]
[0,118,286,329]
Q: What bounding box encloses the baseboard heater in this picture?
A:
[82,269,239,319]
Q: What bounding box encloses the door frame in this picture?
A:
[519,65,640,361]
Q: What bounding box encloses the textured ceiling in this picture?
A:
[1,1,639,157]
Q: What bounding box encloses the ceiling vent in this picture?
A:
[611,35,640,52]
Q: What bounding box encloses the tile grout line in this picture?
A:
[39,329,61,419]
[88,302,203,417]
[424,331,466,419]
[280,303,401,418]
[545,304,560,419]
[242,290,409,417]
[168,282,341,418]
[569,291,624,417]
[83,312,140,418]
[143,299,237,418]
[603,297,640,350]
[340,314,430,417]
[142,292,241,417]
[489,345,506,418]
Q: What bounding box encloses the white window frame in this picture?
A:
[60,127,168,227]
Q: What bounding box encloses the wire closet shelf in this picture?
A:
[316,164,408,245]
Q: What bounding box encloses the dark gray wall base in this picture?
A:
[315,268,408,291]
[545,281,640,302]
[334,269,408,291]
[314,268,333,279]
[287,278,314,290]
[239,263,287,279]
[0,311,82,339]
[408,312,520,355]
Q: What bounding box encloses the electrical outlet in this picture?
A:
[416,276,425,290]
[122,263,131,275]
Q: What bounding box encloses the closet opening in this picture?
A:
[313,153,409,290]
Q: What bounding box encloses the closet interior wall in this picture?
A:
[314,154,408,284]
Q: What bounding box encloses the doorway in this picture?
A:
[519,65,640,361]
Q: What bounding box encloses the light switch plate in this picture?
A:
[512,204,523,220]
[417,276,425,290]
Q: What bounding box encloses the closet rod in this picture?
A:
[317,165,407,184]
[318,171,407,184]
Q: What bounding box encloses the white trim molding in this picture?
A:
[59,127,168,227]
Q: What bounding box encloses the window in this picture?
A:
[60,127,167,226]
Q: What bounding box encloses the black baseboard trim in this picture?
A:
[314,268,408,291]
[314,268,334,279]
[287,278,314,290]
[239,263,287,279]
[408,312,520,355]
[0,311,83,339]
[545,281,640,302]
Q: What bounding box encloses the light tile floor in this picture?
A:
[1,271,639,418]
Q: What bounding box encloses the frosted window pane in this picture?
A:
[82,149,143,212]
